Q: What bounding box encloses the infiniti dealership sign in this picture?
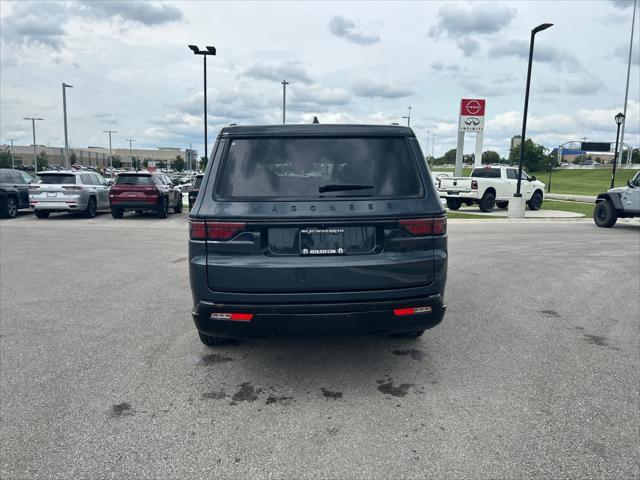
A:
[459,98,486,132]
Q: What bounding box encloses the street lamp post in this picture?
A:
[402,106,412,127]
[23,117,43,174]
[103,130,116,172]
[8,138,16,169]
[281,80,290,124]
[62,83,73,168]
[611,112,625,189]
[127,138,136,170]
[188,45,216,163]
[515,23,553,200]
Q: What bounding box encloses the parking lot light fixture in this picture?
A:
[402,106,412,127]
[611,112,625,189]
[62,83,73,168]
[515,23,553,200]
[103,130,116,172]
[127,138,136,170]
[8,138,16,169]
[23,117,43,174]
[188,44,216,162]
[281,80,290,124]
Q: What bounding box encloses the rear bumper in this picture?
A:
[438,190,476,200]
[110,199,159,210]
[30,200,87,211]
[192,293,446,338]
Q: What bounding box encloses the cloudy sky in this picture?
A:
[1,0,638,158]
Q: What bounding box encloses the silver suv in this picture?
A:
[29,170,110,218]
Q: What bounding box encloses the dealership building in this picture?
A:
[0,144,199,169]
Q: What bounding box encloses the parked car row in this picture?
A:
[0,168,199,219]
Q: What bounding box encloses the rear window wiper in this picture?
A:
[318,183,375,193]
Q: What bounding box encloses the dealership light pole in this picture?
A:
[402,106,412,127]
[611,112,625,189]
[127,138,136,171]
[618,0,637,165]
[103,130,116,171]
[514,23,553,203]
[281,80,290,124]
[23,117,43,174]
[62,83,73,168]
[188,45,216,162]
[8,139,16,169]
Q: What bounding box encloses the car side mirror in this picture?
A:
[628,180,633,188]
[530,175,536,181]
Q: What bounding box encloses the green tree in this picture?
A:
[508,138,547,172]
[481,150,500,165]
[632,148,640,164]
[174,155,185,172]
[200,156,208,171]
[69,152,78,164]
[36,150,49,170]
[112,155,121,168]
[0,148,12,168]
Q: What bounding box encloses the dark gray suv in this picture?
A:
[189,124,447,345]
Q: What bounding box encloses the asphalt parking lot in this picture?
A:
[1,213,638,479]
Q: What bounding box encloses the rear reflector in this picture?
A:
[394,306,432,316]
[471,180,478,190]
[210,312,254,321]
[399,217,446,236]
[190,220,246,241]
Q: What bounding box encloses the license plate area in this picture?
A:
[47,192,57,197]
[299,227,345,256]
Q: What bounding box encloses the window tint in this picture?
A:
[80,174,94,185]
[216,137,423,199]
[37,174,76,184]
[115,175,153,185]
[506,169,517,180]
[0,172,11,183]
[19,171,32,183]
[471,168,501,179]
[10,172,25,184]
[193,176,203,189]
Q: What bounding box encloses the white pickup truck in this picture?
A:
[437,166,545,212]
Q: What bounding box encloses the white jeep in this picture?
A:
[593,170,640,227]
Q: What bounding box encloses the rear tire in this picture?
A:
[528,191,543,211]
[174,196,183,214]
[389,330,425,339]
[3,196,18,218]
[479,191,496,212]
[111,208,124,219]
[446,198,462,210]
[496,201,508,209]
[198,332,236,346]
[593,201,617,228]
[35,210,50,219]
[157,197,168,219]
[83,197,97,218]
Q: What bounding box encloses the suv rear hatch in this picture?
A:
[29,173,80,201]
[196,132,445,294]
[110,173,158,204]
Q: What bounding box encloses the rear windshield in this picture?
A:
[116,175,154,185]
[471,168,501,178]
[37,174,76,184]
[216,137,423,199]
[193,176,203,189]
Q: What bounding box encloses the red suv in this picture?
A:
[110,172,182,218]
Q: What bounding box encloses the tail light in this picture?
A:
[471,180,478,190]
[399,217,446,236]
[210,312,253,321]
[394,306,432,317]
[143,187,158,195]
[190,220,246,241]
[62,185,82,190]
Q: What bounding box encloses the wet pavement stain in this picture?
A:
[111,402,134,417]
[200,353,234,365]
[392,349,424,361]
[540,309,562,318]
[230,382,262,405]
[321,388,343,400]
[265,395,293,405]
[377,380,414,398]
[201,391,227,400]
[583,334,620,350]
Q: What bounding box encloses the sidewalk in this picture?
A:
[451,207,584,218]
[546,193,596,203]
